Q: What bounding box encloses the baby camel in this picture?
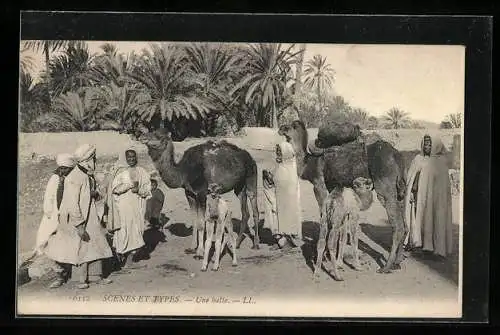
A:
[314,177,374,281]
[201,183,238,272]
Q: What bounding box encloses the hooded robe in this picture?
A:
[404,134,453,257]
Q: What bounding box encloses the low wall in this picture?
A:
[18,127,462,164]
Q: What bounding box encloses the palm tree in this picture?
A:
[231,43,299,128]
[87,83,147,131]
[446,112,462,128]
[51,90,98,131]
[46,41,96,97]
[91,49,138,87]
[294,44,307,96]
[382,107,411,129]
[19,69,50,130]
[303,54,336,111]
[185,42,243,110]
[20,46,35,74]
[126,43,215,124]
[100,43,118,56]
[22,40,74,105]
[292,44,307,121]
[348,107,369,126]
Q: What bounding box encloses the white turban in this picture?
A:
[56,153,76,168]
[74,144,96,162]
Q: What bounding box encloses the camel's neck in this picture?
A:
[152,141,185,189]
[290,131,309,179]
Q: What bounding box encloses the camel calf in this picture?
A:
[201,183,238,272]
[314,177,373,281]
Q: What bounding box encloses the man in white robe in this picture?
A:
[107,148,151,269]
[45,144,113,289]
[35,153,76,256]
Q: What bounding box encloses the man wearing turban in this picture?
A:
[34,153,76,258]
[45,144,113,289]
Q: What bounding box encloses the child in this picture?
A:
[139,174,166,260]
[145,175,165,230]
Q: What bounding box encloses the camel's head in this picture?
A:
[136,128,172,161]
[278,120,308,153]
[137,128,172,148]
[206,183,223,221]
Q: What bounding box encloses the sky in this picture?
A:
[21,41,465,124]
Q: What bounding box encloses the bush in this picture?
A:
[212,114,236,137]
[26,112,77,133]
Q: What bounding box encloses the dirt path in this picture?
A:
[17,146,461,317]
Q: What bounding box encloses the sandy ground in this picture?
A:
[16,131,462,318]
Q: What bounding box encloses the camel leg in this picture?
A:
[236,189,250,249]
[313,177,329,217]
[394,202,409,266]
[185,192,198,255]
[351,215,363,271]
[247,189,260,249]
[336,220,347,269]
[377,196,406,273]
[201,220,213,272]
[212,219,224,271]
[326,220,344,281]
[195,196,207,259]
[227,229,238,267]
[313,209,328,279]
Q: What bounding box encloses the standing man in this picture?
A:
[107,148,151,269]
[45,144,114,289]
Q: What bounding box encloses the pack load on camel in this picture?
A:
[306,121,371,190]
[315,121,362,148]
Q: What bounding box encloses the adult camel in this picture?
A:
[279,120,408,274]
[137,128,260,259]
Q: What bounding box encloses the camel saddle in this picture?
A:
[306,132,377,190]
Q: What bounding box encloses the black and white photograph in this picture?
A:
[16,13,474,319]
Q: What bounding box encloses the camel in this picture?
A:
[202,183,238,272]
[314,177,373,281]
[137,128,260,259]
[279,120,408,274]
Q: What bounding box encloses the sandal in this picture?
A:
[96,278,113,285]
[269,244,281,251]
[49,279,64,289]
[77,283,90,289]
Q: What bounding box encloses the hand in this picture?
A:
[77,225,90,242]
[276,156,283,163]
[409,192,415,203]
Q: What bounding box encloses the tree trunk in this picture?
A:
[44,43,53,110]
[272,101,278,129]
[294,44,306,96]
[452,134,461,170]
[317,80,321,112]
[294,44,306,121]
